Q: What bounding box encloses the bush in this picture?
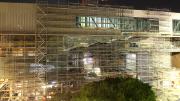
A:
[71,77,156,101]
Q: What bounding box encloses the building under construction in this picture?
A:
[0,0,180,101]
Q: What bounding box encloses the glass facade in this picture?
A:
[76,16,159,32]
[173,20,180,33]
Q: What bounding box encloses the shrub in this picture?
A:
[71,77,156,101]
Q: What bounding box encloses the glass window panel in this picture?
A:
[173,20,180,33]
[76,16,159,32]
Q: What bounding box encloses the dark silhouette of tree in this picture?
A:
[71,77,156,101]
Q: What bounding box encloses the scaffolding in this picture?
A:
[0,1,180,101]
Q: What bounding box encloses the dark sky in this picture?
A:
[1,0,180,12]
[101,0,180,11]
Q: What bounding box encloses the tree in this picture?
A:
[71,77,156,101]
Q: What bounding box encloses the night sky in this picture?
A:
[1,0,180,12]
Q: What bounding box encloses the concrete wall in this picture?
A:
[0,2,36,33]
[133,10,173,33]
[152,52,171,69]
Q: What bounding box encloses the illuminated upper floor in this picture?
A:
[0,2,180,36]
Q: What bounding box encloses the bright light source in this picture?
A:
[83,52,94,65]
[42,84,53,89]
[83,57,93,65]
[16,84,22,88]
[80,43,88,47]
[84,52,92,57]
[0,79,5,82]
[51,81,57,84]
[47,96,52,99]
[93,67,101,76]
[162,81,171,88]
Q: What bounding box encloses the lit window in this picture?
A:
[76,16,159,32]
[12,48,23,56]
[27,51,36,56]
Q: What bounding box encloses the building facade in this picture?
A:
[0,1,180,101]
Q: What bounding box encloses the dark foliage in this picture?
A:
[71,77,156,101]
